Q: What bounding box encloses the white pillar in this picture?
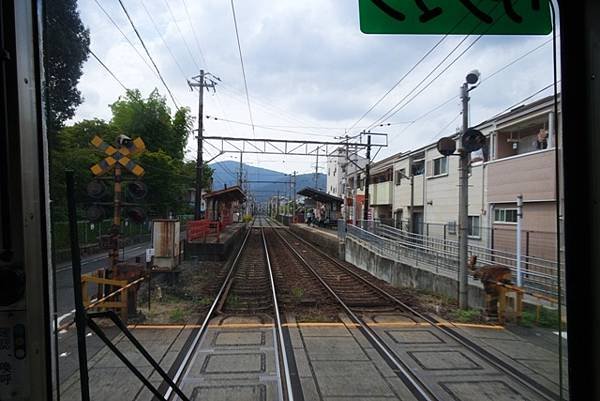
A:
[516,194,524,287]
[548,111,555,148]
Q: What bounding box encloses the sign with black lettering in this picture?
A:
[359,0,552,35]
[0,312,27,399]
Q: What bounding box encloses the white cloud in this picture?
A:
[72,0,559,173]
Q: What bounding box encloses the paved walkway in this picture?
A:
[59,314,568,401]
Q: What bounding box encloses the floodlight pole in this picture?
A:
[458,82,470,309]
[363,135,372,221]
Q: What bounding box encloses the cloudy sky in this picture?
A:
[72,0,559,177]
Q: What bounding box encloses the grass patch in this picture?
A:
[295,307,338,323]
[449,308,482,323]
[194,296,213,306]
[226,295,241,309]
[519,306,565,329]
[291,287,304,301]
[169,308,185,323]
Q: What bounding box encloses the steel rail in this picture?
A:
[164,223,254,400]
[261,227,295,401]
[273,229,436,401]
[285,229,559,401]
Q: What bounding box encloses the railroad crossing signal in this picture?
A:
[90,135,146,177]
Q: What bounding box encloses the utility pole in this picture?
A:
[239,152,243,188]
[188,70,218,220]
[458,81,470,310]
[363,134,372,221]
[315,146,320,189]
[344,135,350,221]
[111,165,122,276]
[293,171,297,220]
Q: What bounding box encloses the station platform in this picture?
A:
[289,223,343,258]
[184,222,247,261]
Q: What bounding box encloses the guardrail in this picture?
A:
[347,223,562,298]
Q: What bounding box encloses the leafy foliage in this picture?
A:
[50,91,211,221]
[110,90,191,160]
[44,0,90,143]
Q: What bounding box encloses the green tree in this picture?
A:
[110,90,191,160]
[44,0,90,143]
[50,90,207,220]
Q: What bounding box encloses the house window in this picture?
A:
[447,221,456,234]
[395,168,405,186]
[433,157,448,176]
[468,216,480,238]
[494,208,518,223]
[411,160,424,176]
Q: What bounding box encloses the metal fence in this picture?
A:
[349,221,562,298]
[377,218,561,263]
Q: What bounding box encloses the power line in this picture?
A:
[430,113,461,141]
[490,82,558,119]
[92,0,158,79]
[347,34,449,132]
[393,37,553,135]
[229,0,255,136]
[138,0,189,79]
[162,0,201,70]
[206,116,338,138]
[181,0,208,66]
[366,34,480,131]
[217,82,329,130]
[88,49,129,91]
[365,1,506,131]
[116,0,180,109]
[54,16,129,92]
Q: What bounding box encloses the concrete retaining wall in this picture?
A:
[345,237,487,308]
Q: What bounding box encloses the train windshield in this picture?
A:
[40,1,568,400]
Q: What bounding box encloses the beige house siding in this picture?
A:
[486,149,556,203]
[491,202,557,261]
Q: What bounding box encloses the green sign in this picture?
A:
[359,0,552,35]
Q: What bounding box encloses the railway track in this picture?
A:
[271,226,560,401]
[159,224,295,401]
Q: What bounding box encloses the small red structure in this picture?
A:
[187,186,246,242]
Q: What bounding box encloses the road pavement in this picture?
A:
[53,242,150,385]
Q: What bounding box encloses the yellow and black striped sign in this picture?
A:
[90,136,146,176]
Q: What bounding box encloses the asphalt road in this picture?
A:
[54,242,150,318]
[54,242,150,387]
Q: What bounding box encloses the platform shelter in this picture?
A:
[297,187,342,227]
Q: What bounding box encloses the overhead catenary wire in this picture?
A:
[181,0,208,66]
[365,2,508,132]
[116,0,180,109]
[229,0,256,137]
[388,36,554,143]
[366,34,482,131]
[91,0,159,80]
[206,116,339,138]
[346,34,450,133]
[89,49,129,91]
[54,16,130,92]
[138,0,189,79]
[490,81,558,119]
[162,0,201,70]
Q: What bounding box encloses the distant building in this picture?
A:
[328,94,562,261]
[326,146,368,223]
